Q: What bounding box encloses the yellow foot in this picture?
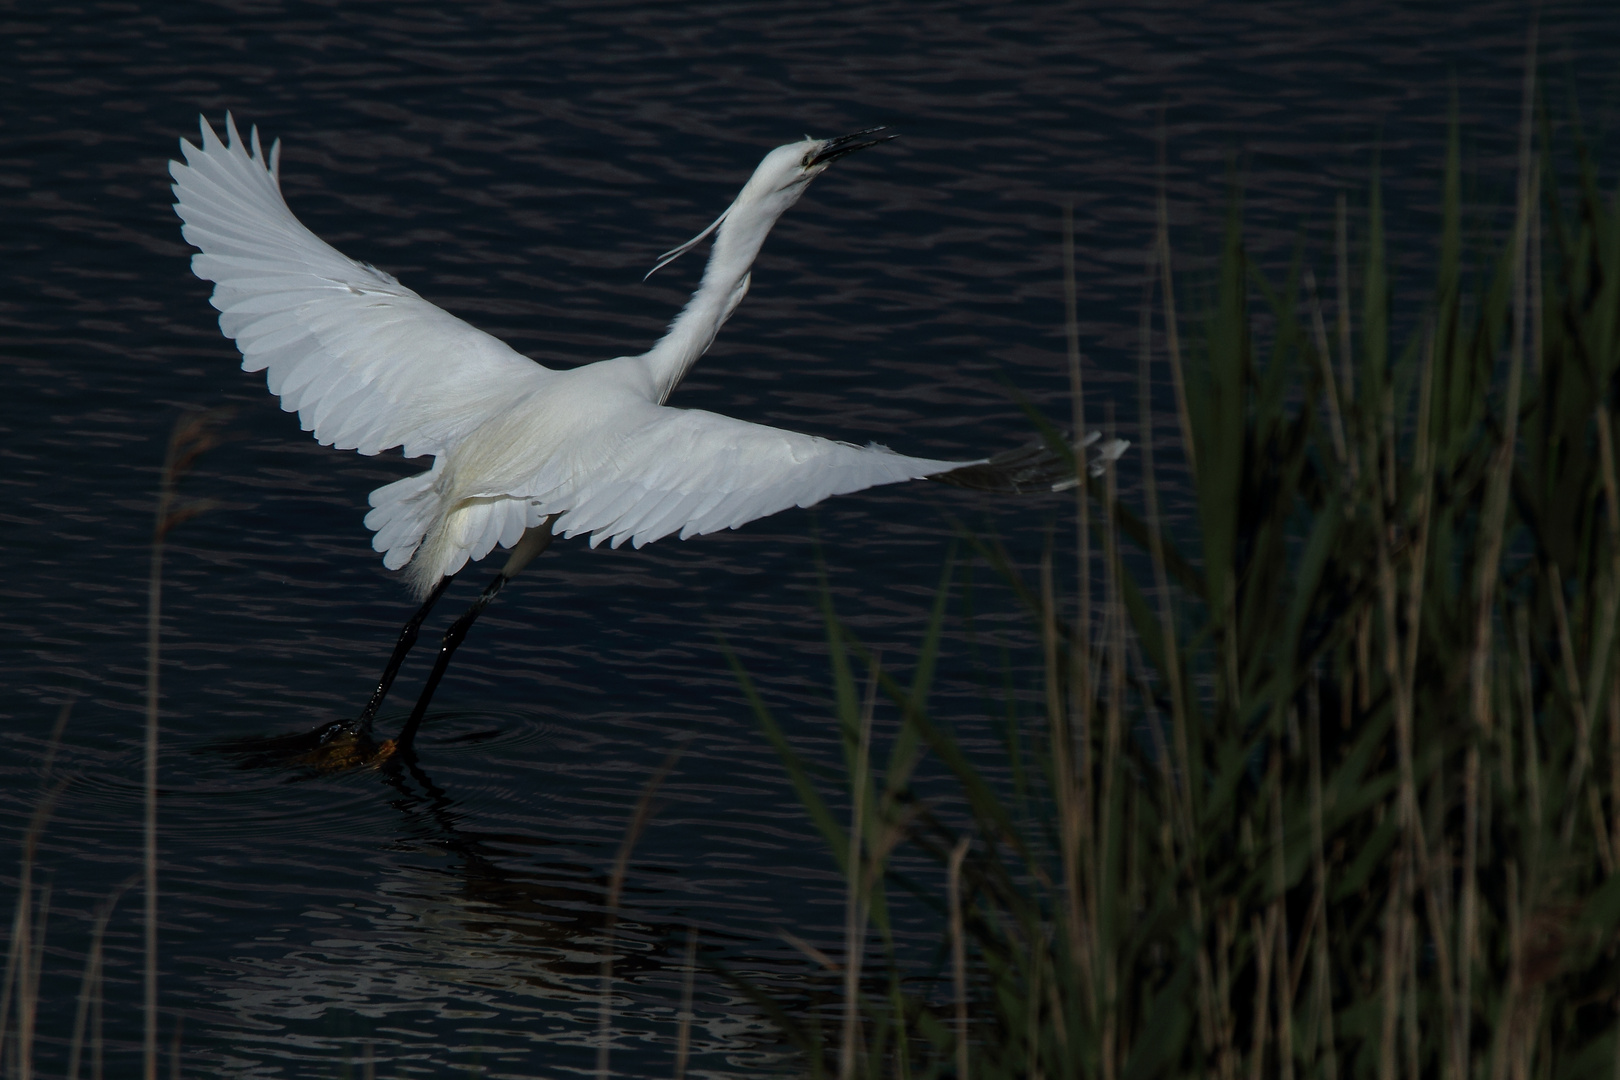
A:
[295,732,398,772]
[219,725,398,772]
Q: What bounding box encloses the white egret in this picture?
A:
[170,115,1124,757]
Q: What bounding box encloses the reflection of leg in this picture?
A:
[352,574,454,736]
[396,518,556,755]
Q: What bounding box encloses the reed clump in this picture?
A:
[737,70,1620,1080]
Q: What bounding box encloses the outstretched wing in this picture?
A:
[170,113,552,459]
[529,402,977,550]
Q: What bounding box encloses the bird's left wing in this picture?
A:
[171,114,553,459]
[525,403,977,550]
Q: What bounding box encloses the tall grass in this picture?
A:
[142,410,223,1080]
[1,412,220,1080]
[738,65,1620,1079]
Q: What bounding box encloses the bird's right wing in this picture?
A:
[526,403,976,551]
[171,114,553,459]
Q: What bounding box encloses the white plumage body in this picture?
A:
[170,116,972,597]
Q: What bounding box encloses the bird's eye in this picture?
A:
[802,151,817,168]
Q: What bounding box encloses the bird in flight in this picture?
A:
[171,115,1124,761]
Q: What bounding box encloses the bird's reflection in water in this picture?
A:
[207,727,790,1076]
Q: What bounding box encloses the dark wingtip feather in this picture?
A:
[928,432,1128,494]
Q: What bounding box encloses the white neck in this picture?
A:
[638,198,784,404]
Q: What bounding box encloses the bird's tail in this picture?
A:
[404,497,538,598]
[928,431,1128,494]
[364,462,446,583]
[366,459,546,598]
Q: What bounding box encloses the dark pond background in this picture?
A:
[2,1,1616,1076]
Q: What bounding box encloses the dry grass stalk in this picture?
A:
[21,881,50,1080]
[1140,247,1194,852]
[1334,192,1353,408]
[1269,753,1294,1080]
[1576,383,1620,711]
[145,440,173,1080]
[144,410,225,1080]
[1100,413,1125,1080]
[168,1013,182,1080]
[1405,327,1436,709]
[1216,902,1236,1080]
[1459,46,1539,1078]
[596,744,685,1080]
[1307,682,1338,1080]
[67,878,135,1080]
[1401,893,1419,1080]
[1061,203,1102,1026]
[1548,567,1597,844]
[0,840,28,1066]
[673,928,697,1080]
[778,929,837,972]
[1370,349,1457,1075]
[1155,142,1196,485]
[1,704,71,1080]
[1611,683,1620,883]
[1354,609,1371,713]
[1594,407,1620,860]
[1376,850,1406,1080]
[1489,860,1523,1080]
[1304,268,1350,468]
[1040,546,1087,1023]
[837,669,877,1080]
[1026,947,1043,1080]
[1138,245,1220,1068]
[948,836,971,1080]
[1247,908,1275,1080]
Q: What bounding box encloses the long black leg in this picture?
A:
[348,573,454,737]
[394,518,555,756]
[396,569,512,754]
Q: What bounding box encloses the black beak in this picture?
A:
[807,126,896,167]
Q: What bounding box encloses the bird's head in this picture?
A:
[645,127,894,279]
[749,127,897,197]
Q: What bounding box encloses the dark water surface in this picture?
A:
[2,2,1616,1076]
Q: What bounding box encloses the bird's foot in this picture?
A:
[304,719,398,771]
[219,717,398,772]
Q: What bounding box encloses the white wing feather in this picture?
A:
[170,114,552,460]
[527,402,970,550]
